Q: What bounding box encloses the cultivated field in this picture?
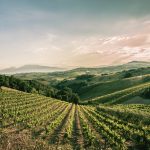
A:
[1,88,150,150]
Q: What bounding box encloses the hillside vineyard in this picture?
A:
[1,88,150,150]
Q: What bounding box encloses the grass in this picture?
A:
[79,74,150,100]
[82,82,150,104]
[123,96,150,104]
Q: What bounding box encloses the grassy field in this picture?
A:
[78,74,150,100]
[123,96,150,104]
[1,88,150,150]
[82,82,150,104]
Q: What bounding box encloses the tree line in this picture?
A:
[0,75,80,104]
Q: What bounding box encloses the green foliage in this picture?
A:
[12,66,150,104]
[0,75,80,103]
[0,88,150,149]
[123,72,132,78]
[71,93,80,104]
[56,79,88,93]
[141,88,150,99]
[82,82,150,105]
[76,74,95,81]
[55,87,80,104]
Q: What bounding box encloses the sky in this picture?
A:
[0,0,150,69]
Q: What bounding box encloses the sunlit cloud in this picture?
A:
[0,0,150,67]
[69,18,150,66]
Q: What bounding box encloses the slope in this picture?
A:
[82,82,150,105]
[1,87,150,150]
[14,61,150,86]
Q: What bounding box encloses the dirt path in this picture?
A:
[73,105,85,150]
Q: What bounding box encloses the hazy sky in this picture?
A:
[0,0,150,68]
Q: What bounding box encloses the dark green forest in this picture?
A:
[0,75,80,104]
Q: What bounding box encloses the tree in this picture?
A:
[31,88,38,94]
[0,75,5,87]
[71,93,80,104]
[123,72,132,78]
[0,74,80,103]
[141,88,150,99]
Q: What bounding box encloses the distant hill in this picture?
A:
[2,61,150,75]
[0,65,66,74]
[123,61,150,68]
[47,61,150,80]
[13,61,150,86]
[68,61,150,75]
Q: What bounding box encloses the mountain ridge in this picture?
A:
[0,64,66,74]
[0,61,150,74]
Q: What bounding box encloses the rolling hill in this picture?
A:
[1,62,150,150]
[82,82,150,105]
[0,65,66,74]
[1,87,150,149]
[13,61,150,85]
[11,61,150,105]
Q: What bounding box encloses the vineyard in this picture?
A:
[0,87,150,150]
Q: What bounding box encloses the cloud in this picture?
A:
[0,6,150,68]
[69,18,150,66]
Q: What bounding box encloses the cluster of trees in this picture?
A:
[122,67,150,79]
[56,79,88,93]
[76,74,95,81]
[123,72,132,78]
[141,88,150,99]
[0,75,80,104]
[143,76,150,82]
[55,87,80,104]
[56,74,95,93]
[0,75,33,92]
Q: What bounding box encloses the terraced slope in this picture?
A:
[0,88,150,150]
[79,74,150,100]
[83,82,150,104]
